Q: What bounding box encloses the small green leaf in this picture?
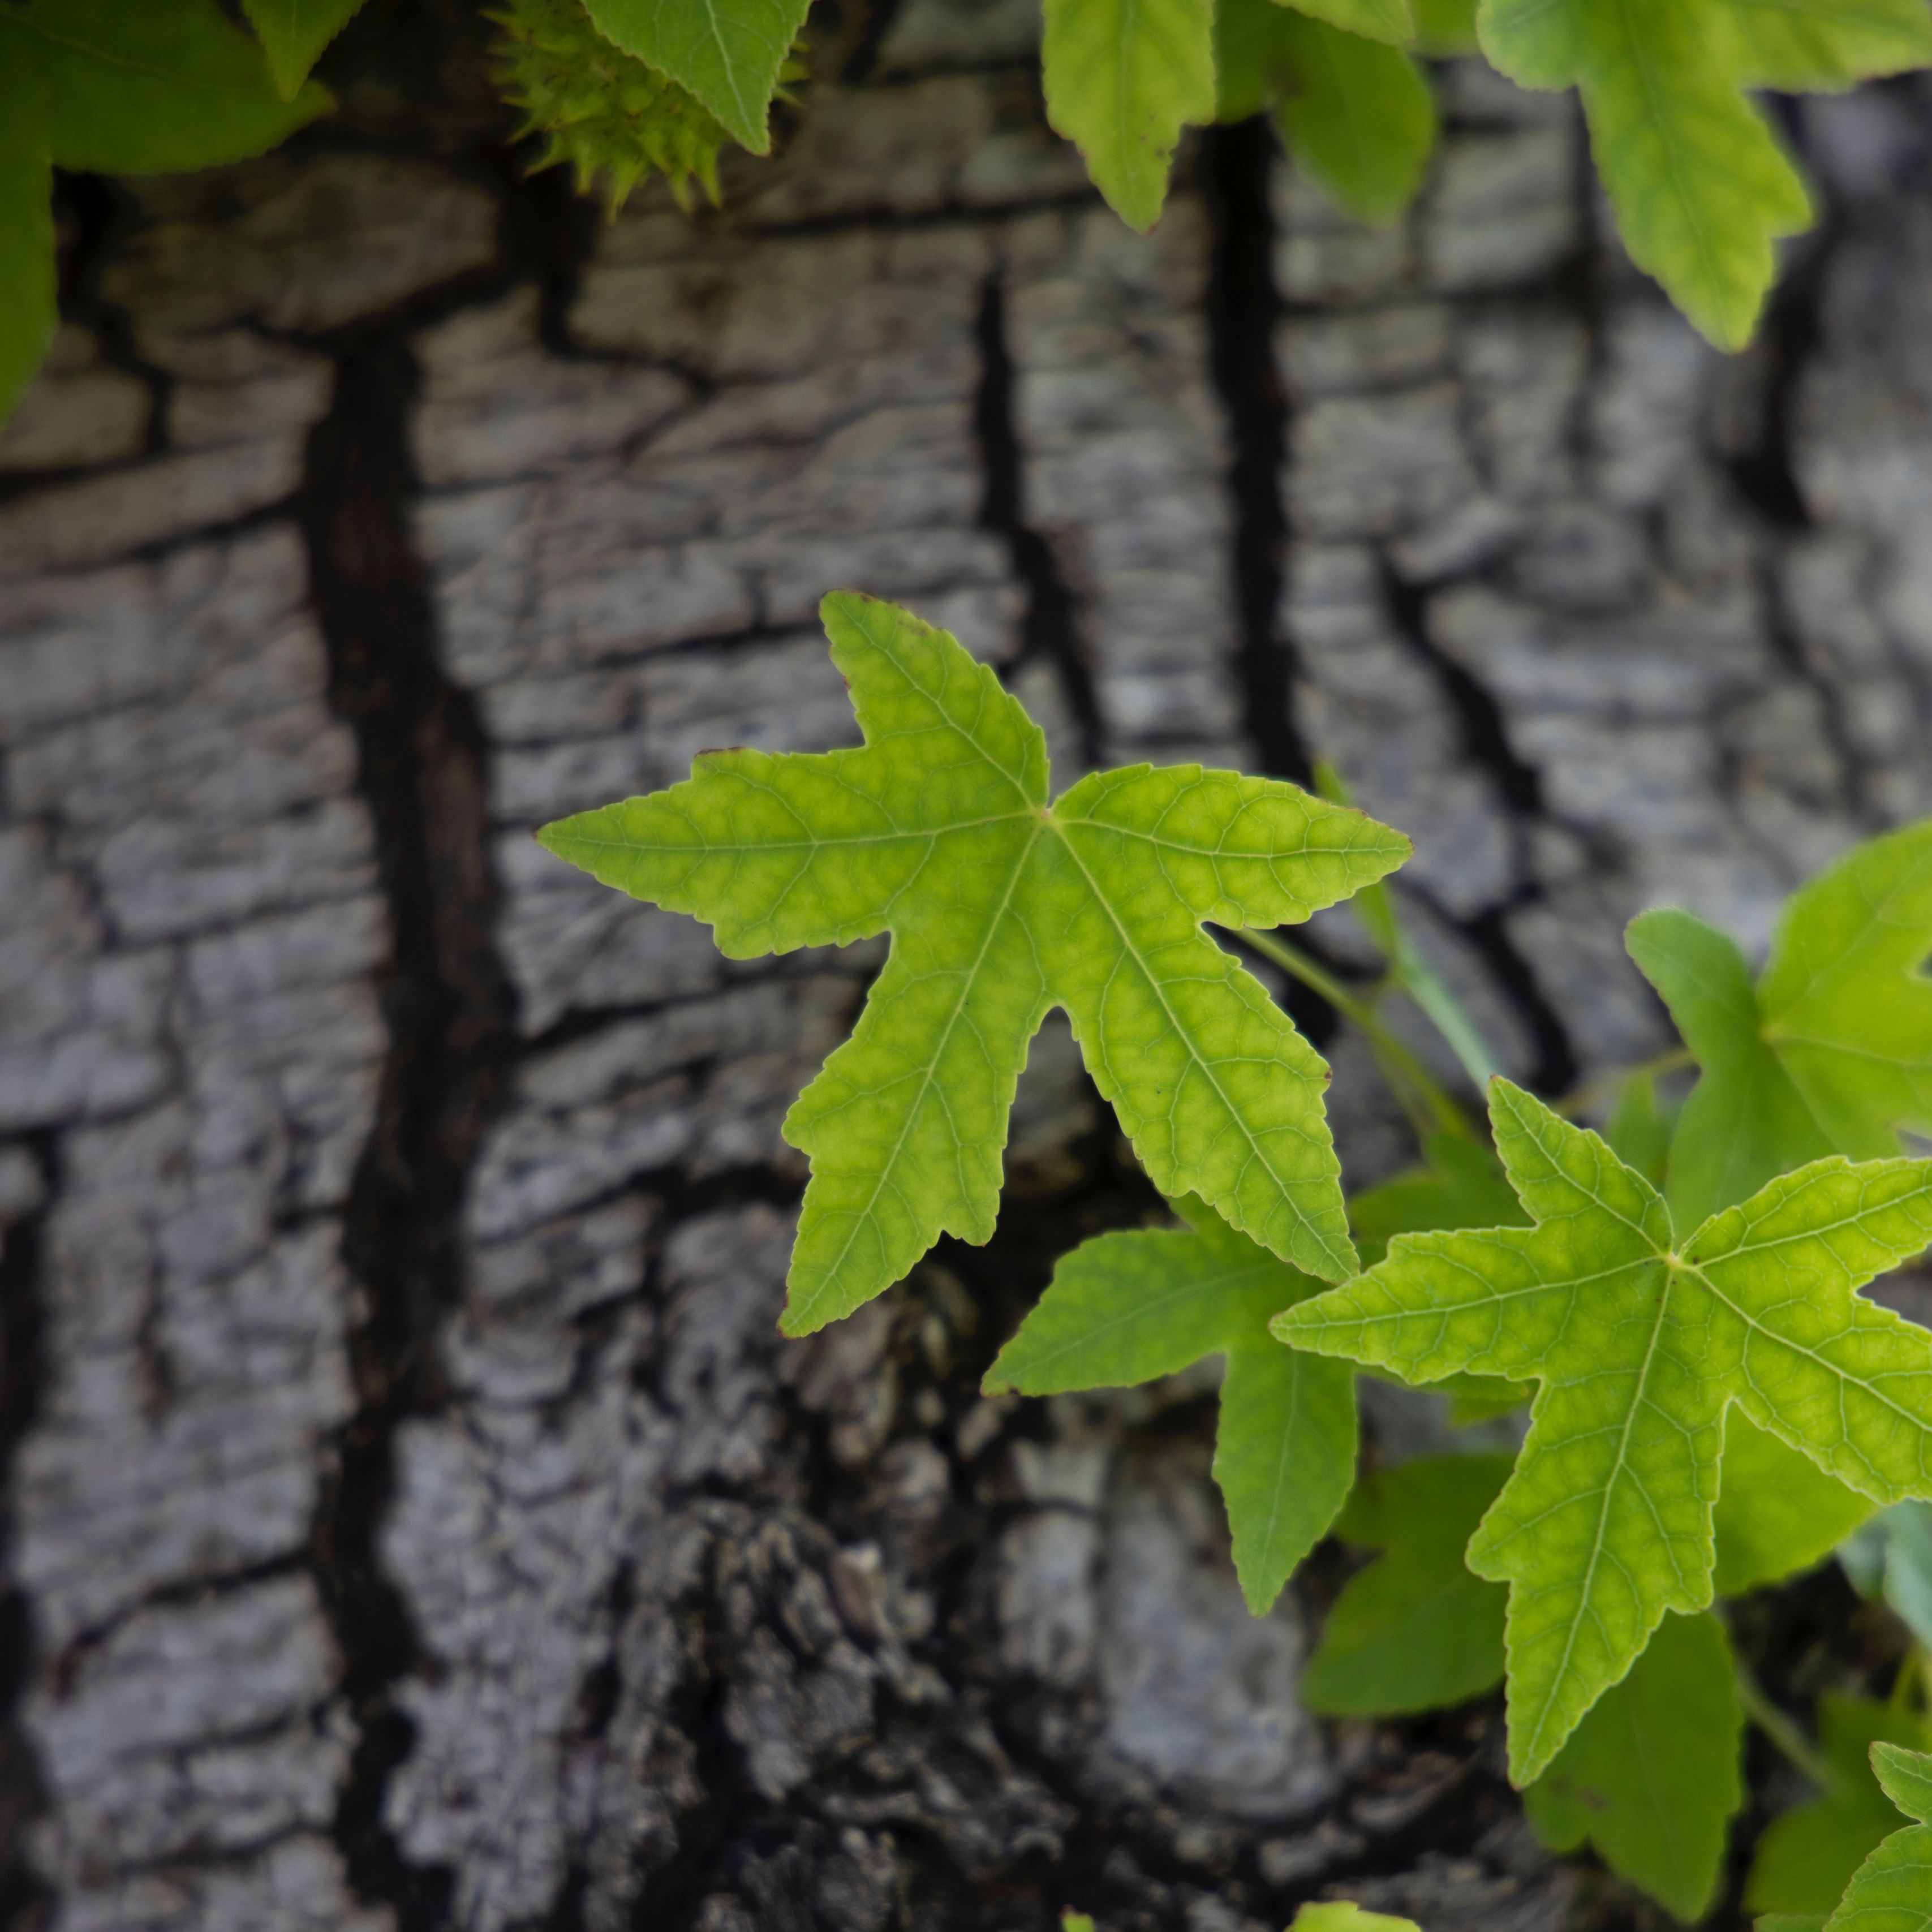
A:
[1044,0,1216,229]
[1748,1700,1932,1915]
[242,0,367,97]
[1282,0,1415,48]
[1215,0,1438,226]
[1822,1817,1932,1931]
[584,0,811,153]
[1712,1415,1875,1597]
[1627,907,1831,1231]
[984,1203,1354,1612]
[0,0,324,425]
[1630,823,1932,1227]
[1290,1907,1421,1932]
[1871,1743,1932,1826]
[1524,1611,1744,1922]
[1481,0,1811,349]
[544,595,1411,1334]
[1722,0,1932,91]
[1276,1080,1932,1784]
[1303,1453,1510,1715]
[1274,15,1436,225]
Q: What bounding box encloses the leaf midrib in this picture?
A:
[790,816,1047,1324]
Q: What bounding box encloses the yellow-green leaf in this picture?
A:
[241,0,368,97]
[1276,1080,1932,1784]
[1045,0,1217,229]
[542,595,1409,1335]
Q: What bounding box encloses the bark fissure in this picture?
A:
[973,274,1107,772]
[1200,120,1311,790]
[298,334,520,1929]
[0,1140,54,1932]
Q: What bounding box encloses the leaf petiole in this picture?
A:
[1236,927,1472,1142]
[1732,1649,1837,1794]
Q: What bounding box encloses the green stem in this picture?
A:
[1891,1646,1926,1718]
[1389,940,1500,1093]
[1237,929,1473,1143]
[1733,1654,1836,1792]
[1555,1047,1696,1120]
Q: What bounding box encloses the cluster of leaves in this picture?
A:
[485,0,1932,347]
[8,0,1932,429]
[543,592,1932,1924]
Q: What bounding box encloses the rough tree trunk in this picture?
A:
[2,4,1930,1928]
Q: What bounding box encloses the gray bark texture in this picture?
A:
[1,3,1930,1927]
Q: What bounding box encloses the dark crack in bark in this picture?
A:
[0,1141,54,1932]
[974,275,1107,771]
[299,334,520,1929]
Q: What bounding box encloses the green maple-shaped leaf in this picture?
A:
[1479,0,1811,350]
[1723,0,1932,90]
[1750,1703,1932,1915]
[1303,1452,1511,1715]
[1525,1610,1744,1922]
[584,0,810,153]
[985,1198,1353,1612]
[1630,821,1932,1233]
[1276,1077,1932,1784]
[241,0,368,96]
[1044,0,1216,230]
[541,593,1407,1335]
[1216,0,1436,225]
[0,0,323,424]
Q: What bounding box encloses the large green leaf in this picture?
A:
[584,0,810,153]
[1630,823,1932,1230]
[1215,0,1435,223]
[1723,0,1932,89]
[1479,0,1811,349]
[241,0,368,97]
[1043,0,1216,230]
[984,1200,1354,1612]
[1525,1611,1743,1922]
[0,0,322,423]
[1276,1079,1932,1784]
[1303,1453,1510,1715]
[542,595,1407,1335]
[1750,1703,1932,1915]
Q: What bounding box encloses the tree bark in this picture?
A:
[2,5,1930,1927]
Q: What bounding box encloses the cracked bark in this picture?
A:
[3,6,1932,1930]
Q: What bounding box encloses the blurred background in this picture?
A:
[3,2,1932,1927]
